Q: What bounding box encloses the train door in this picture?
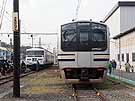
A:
[77,24,92,67]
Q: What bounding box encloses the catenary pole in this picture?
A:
[13,0,20,97]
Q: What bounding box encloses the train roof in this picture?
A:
[0,46,7,51]
[26,47,45,51]
[26,47,53,53]
[61,20,106,26]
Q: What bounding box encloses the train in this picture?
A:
[0,46,13,75]
[25,47,54,71]
[0,46,12,61]
[58,20,110,84]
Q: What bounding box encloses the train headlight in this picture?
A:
[64,68,72,72]
[97,68,104,71]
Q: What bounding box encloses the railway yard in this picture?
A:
[0,66,134,101]
[1,0,135,101]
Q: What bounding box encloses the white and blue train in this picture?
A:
[25,47,54,70]
[0,46,12,61]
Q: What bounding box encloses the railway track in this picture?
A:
[0,71,36,85]
[72,84,108,101]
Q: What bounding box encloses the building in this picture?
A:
[103,1,135,71]
[113,28,135,71]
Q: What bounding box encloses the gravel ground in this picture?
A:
[101,89,135,101]
[0,82,13,94]
[1,66,135,101]
[1,66,74,101]
[98,79,135,101]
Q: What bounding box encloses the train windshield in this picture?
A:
[61,22,107,51]
[61,23,77,50]
[91,23,106,41]
[26,51,44,57]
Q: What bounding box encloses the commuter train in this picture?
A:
[25,47,54,70]
[58,20,110,84]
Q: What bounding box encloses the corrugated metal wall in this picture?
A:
[120,7,135,33]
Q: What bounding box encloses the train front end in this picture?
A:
[25,48,46,70]
[58,21,110,84]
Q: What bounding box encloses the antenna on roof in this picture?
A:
[100,21,103,23]
[72,19,75,21]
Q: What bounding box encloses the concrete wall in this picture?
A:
[115,31,135,71]
[104,6,135,65]
[105,8,120,60]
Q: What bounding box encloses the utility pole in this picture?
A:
[13,0,20,97]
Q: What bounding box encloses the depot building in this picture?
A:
[103,1,135,71]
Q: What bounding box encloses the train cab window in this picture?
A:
[62,30,76,42]
[92,30,105,41]
[61,22,107,51]
[91,23,106,42]
[91,23,107,50]
[79,31,88,46]
[61,23,77,51]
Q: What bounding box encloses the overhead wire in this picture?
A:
[5,8,27,33]
[0,0,8,30]
[0,6,27,33]
[4,11,11,23]
[0,0,5,19]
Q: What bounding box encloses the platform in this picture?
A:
[108,69,135,86]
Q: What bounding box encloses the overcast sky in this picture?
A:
[0,0,134,51]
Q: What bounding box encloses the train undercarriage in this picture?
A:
[61,67,107,84]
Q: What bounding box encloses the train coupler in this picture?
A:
[80,69,89,81]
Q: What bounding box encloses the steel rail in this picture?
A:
[93,87,108,101]
[72,84,109,101]
[0,75,13,81]
[72,84,78,101]
[0,71,35,86]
